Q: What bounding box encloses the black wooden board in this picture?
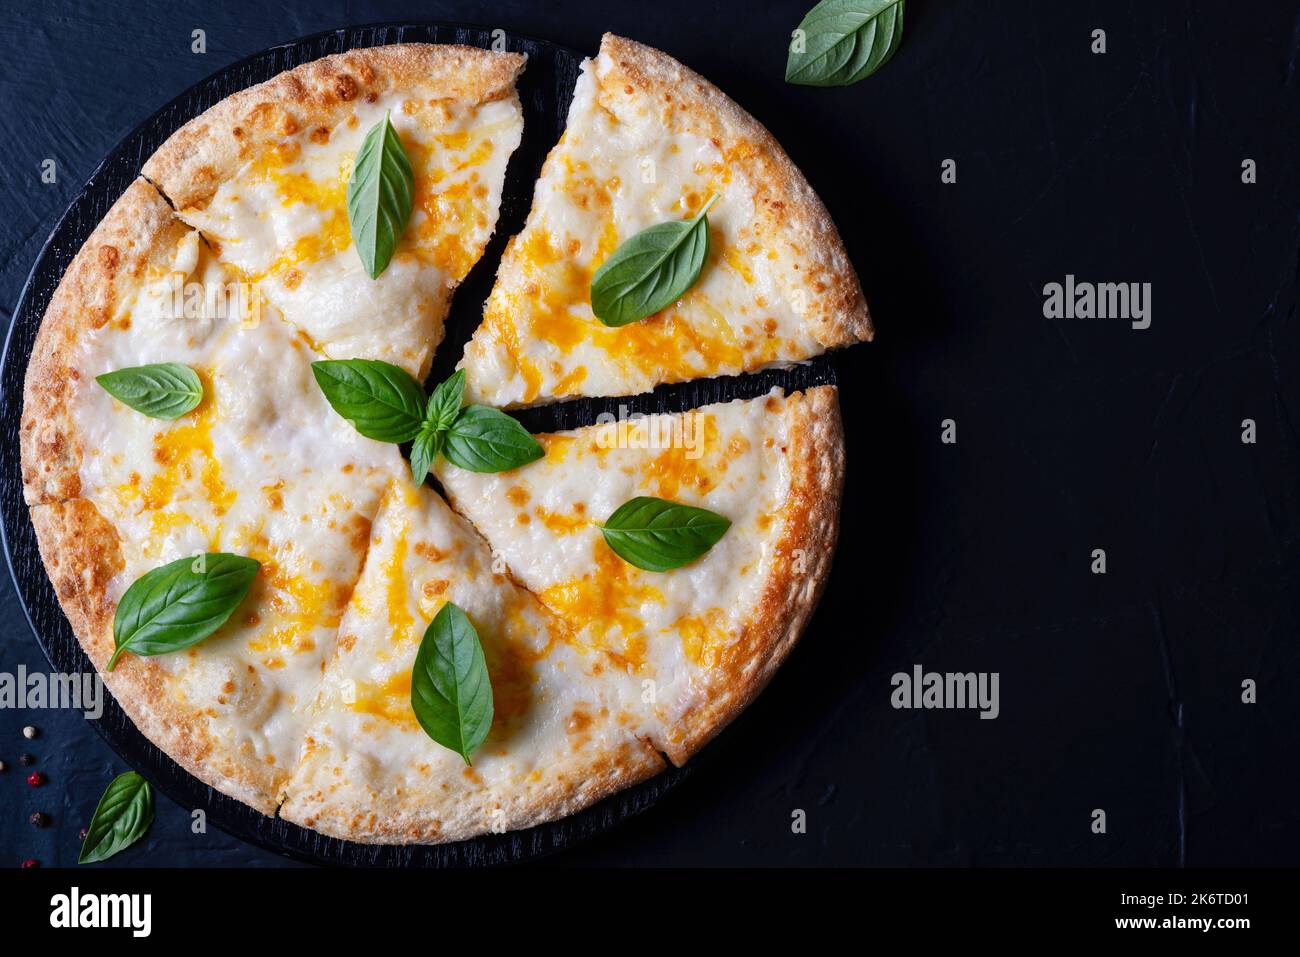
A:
[0,21,835,866]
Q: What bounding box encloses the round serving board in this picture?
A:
[0,21,836,866]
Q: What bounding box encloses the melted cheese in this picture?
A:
[73,229,406,769]
[281,482,651,839]
[180,94,523,377]
[434,390,796,743]
[460,56,824,406]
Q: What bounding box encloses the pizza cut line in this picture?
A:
[21,36,863,844]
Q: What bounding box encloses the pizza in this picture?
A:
[434,387,843,764]
[459,34,872,407]
[280,481,665,842]
[23,179,405,811]
[20,36,863,846]
[143,44,525,378]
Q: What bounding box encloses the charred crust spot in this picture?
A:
[280,115,298,136]
[364,91,378,104]
[97,245,120,272]
[309,125,330,145]
[333,74,359,101]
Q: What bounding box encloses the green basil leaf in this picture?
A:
[95,363,203,420]
[786,0,905,87]
[311,359,427,443]
[589,194,718,327]
[78,771,154,864]
[425,369,466,433]
[443,405,544,473]
[108,553,260,671]
[410,602,493,764]
[599,496,731,572]
[409,425,443,485]
[347,112,415,279]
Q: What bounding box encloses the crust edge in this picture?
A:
[597,33,873,347]
[664,384,845,764]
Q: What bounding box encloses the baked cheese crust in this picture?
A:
[144,44,526,377]
[281,481,664,842]
[435,387,844,763]
[23,39,852,845]
[460,34,871,406]
[24,180,405,810]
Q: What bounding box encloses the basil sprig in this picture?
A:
[107,553,260,671]
[442,406,544,473]
[599,496,731,572]
[313,360,543,481]
[589,194,718,326]
[95,363,203,420]
[347,112,415,279]
[78,771,154,864]
[310,358,427,443]
[410,602,494,764]
[786,0,905,87]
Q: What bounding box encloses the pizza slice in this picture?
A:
[460,34,871,407]
[281,480,665,843]
[434,386,843,764]
[23,180,408,811]
[143,45,526,378]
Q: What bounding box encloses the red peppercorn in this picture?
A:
[79,827,88,841]
[29,812,49,828]
[26,771,43,787]
[21,859,38,869]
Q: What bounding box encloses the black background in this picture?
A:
[0,0,1296,868]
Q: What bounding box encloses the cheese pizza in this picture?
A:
[23,179,406,811]
[435,387,843,763]
[143,44,525,378]
[281,480,664,843]
[21,37,862,846]
[460,34,872,407]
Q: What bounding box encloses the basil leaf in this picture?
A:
[78,771,154,864]
[409,425,443,485]
[443,405,544,474]
[589,194,718,327]
[108,553,260,671]
[599,496,731,572]
[410,602,494,764]
[311,359,427,443]
[786,0,905,87]
[95,363,203,420]
[425,369,466,434]
[347,112,415,279]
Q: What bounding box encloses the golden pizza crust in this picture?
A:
[29,499,284,813]
[281,736,665,844]
[596,34,872,348]
[143,44,526,211]
[22,39,857,844]
[660,385,845,764]
[20,178,184,506]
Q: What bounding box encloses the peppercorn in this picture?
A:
[21,726,36,739]
[28,812,49,828]
[0,759,6,772]
[18,753,34,766]
[78,827,88,841]
[21,859,38,869]
[26,771,43,787]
